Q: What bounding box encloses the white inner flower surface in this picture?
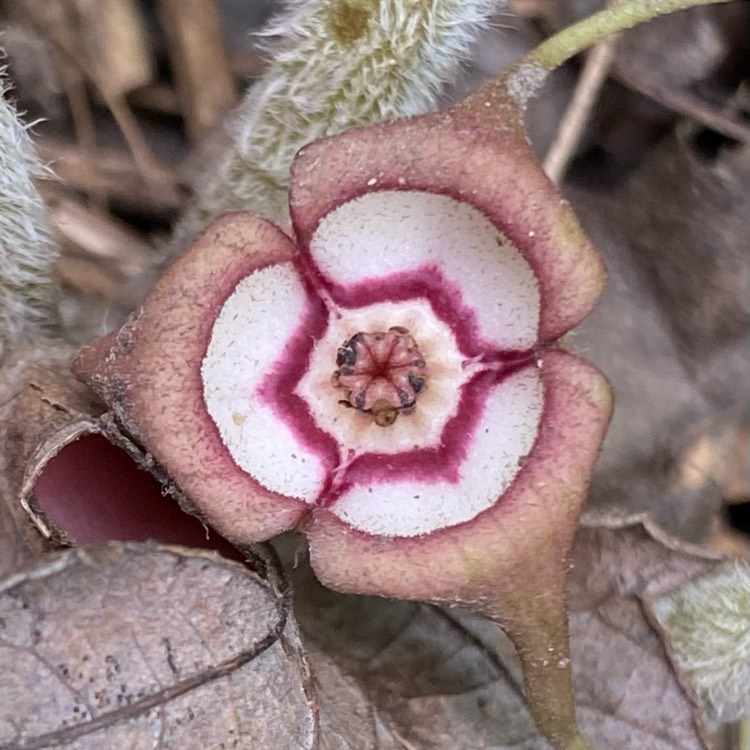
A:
[310,191,541,351]
[296,299,466,454]
[330,366,544,537]
[202,262,327,502]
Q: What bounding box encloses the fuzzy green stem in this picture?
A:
[0,72,60,355]
[650,563,750,728]
[528,0,730,71]
[483,589,592,750]
[480,0,736,109]
[170,0,500,248]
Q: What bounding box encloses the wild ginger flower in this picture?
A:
[75,98,611,750]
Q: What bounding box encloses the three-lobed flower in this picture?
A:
[76,96,612,750]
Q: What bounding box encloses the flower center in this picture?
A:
[332,327,428,427]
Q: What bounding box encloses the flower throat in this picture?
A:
[332,327,428,426]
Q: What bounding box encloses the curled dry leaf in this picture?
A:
[0,342,257,569]
[0,543,318,750]
[288,514,726,750]
[0,343,100,576]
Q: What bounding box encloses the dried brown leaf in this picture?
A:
[569,514,725,750]
[0,343,99,576]
[288,516,725,749]
[0,542,317,750]
[306,646,380,750]
[568,128,749,541]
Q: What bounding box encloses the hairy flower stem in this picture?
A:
[651,564,750,729]
[173,0,501,245]
[0,72,59,358]
[481,588,589,750]
[489,0,736,109]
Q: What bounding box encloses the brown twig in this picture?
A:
[20,3,178,199]
[615,68,750,145]
[35,138,182,215]
[543,27,618,183]
[155,0,238,142]
[57,67,106,210]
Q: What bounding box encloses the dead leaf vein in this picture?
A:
[1,599,289,750]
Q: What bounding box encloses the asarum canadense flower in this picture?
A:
[75,99,612,750]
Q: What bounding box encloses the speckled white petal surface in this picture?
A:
[202,263,326,501]
[329,365,544,536]
[296,299,466,454]
[310,191,540,351]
